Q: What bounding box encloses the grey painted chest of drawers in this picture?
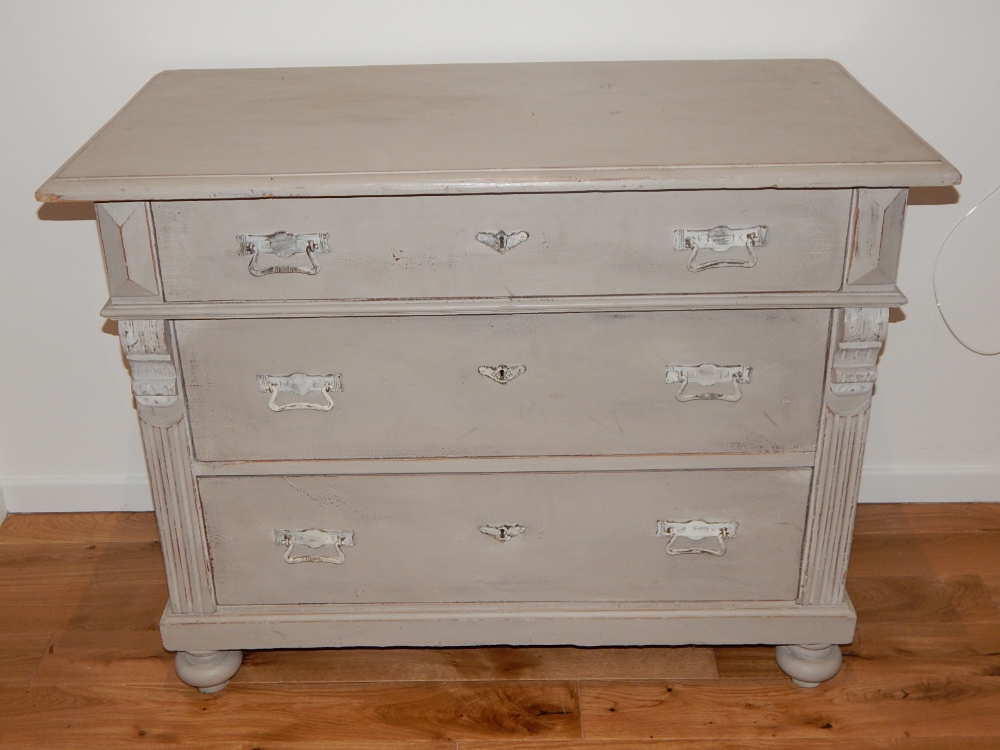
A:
[38,60,959,692]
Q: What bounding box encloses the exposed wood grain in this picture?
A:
[0,513,104,544]
[848,532,1000,578]
[848,575,1000,624]
[713,647,789,681]
[843,623,1000,679]
[0,632,52,688]
[461,740,1000,750]
[7,507,1000,746]
[0,682,581,745]
[983,576,1000,611]
[0,541,164,587]
[0,513,157,545]
[580,677,1000,740]
[32,638,715,689]
[855,503,1000,535]
[239,646,717,684]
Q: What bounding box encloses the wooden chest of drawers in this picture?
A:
[38,60,959,692]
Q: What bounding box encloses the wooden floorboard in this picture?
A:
[1,505,999,747]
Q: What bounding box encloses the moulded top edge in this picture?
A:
[37,60,960,203]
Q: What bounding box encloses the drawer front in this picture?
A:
[201,470,810,605]
[178,310,830,462]
[154,190,851,301]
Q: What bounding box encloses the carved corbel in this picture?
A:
[119,319,182,425]
[828,307,889,412]
[798,306,890,607]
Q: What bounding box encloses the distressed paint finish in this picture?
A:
[38,61,961,690]
[799,307,890,607]
[175,310,830,462]
[36,60,959,201]
[152,191,852,302]
[95,202,160,298]
[199,470,810,606]
[845,188,909,288]
[118,319,215,615]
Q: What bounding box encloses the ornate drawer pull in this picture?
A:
[674,225,767,272]
[656,520,738,556]
[238,231,330,276]
[257,373,343,412]
[478,364,526,385]
[476,230,529,254]
[665,363,751,403]
[480,524,525,542]
[274,528,355,564]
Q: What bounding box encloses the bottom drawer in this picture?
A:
[200,470,810,606]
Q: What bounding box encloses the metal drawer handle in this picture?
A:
[665,363,751,402]
[478,363,526,385]
[238,231,331,276]
[476,230,529,254]
[674,225,767,272]
[274,528,355,564]
[257,373,343,412]
[480,524,525,542]
[656,520,738,556]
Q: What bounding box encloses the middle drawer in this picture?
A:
[177,309,830,462]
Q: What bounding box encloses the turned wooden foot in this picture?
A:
[775,643,842,688]
[174,650,243,693]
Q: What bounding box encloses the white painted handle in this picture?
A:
[274,529,355,564]
[664,364,751,402]
[674,225,767,272]
[656,520,738,556]
[238,230,330,276]
[257,373,343,412]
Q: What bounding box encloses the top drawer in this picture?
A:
[153,190,851,302]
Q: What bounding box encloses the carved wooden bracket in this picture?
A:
[829,308,888,401]
[119,319,180,420]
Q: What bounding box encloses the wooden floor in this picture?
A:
[1,504,999,749]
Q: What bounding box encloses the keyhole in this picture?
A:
[497,528,509,541]
[497,366,507,380]
[497,233,507,250]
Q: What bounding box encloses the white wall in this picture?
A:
[1,1,998,511]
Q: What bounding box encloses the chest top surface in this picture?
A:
[37,59,958,202]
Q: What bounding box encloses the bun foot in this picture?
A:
[174,650,243,693]
[775,643,842,688]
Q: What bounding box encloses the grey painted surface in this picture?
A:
[154,190,851,301]
[36,60,961,688]
[37,60,958,201]
[201,470,810,605]
[176,310,830,461]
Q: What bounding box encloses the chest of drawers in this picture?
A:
[38,60,959,692]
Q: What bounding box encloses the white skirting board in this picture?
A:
[0,476,153,513]
[0,467,997,513]
[858,466,1000,504]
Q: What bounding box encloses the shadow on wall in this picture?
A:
[37,201,95,221]
[908,186,959,206]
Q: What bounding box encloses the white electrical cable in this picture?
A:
[933,181,1000,355]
